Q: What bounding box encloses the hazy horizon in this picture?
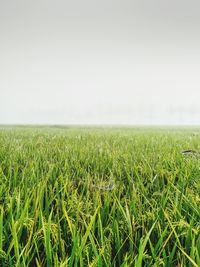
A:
[1,0,200,125]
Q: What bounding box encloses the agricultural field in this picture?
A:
[0,126,200,266]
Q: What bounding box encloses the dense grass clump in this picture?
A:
[0,126,200,266]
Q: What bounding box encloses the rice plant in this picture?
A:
[0,126,199,266]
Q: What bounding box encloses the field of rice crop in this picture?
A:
[0,126,200,266]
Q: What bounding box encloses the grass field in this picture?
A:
[0,126,200,266]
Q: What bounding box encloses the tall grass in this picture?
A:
[0,126,200,266]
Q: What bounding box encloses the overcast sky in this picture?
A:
[0,0,200,125]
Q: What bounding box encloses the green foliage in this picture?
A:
[0,126,199,266]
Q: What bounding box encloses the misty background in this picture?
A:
[0,0,200,125]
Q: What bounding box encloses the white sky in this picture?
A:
[0,0,200,125]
